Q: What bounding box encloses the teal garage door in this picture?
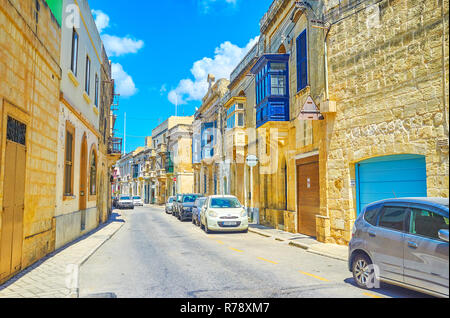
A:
[356,155,427,215]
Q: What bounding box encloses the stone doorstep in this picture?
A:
[248,226,348,262]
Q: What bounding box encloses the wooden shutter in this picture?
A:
[296,30,308,92]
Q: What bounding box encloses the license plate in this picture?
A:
[223,221,238,226]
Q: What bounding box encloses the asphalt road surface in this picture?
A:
[79,206,432,298]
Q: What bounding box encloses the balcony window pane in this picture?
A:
[271,62,286,71]
[271,75,286,96]
[237,113,244,127]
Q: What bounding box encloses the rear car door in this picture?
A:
[366,204,409,282]
[404,205,449,296]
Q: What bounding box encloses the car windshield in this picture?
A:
[133,197,141,200]
[183,195,198,203]
[168,197,174,203]
[197,199,206,207]
[120,197,131,200]
[210,197,241,208]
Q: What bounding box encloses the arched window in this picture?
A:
[89,149,97,195]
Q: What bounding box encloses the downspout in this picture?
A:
[441,0,449,137]
[324,26,331,101]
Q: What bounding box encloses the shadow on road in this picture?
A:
[0,211,126,291]
[343,278,434,298]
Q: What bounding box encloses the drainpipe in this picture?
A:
[324,26,331,101]
[441,0,449,137]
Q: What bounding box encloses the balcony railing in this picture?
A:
[230,43,259,84]
[260,0,287,33]
[109,137,123,155]
[157,143,167,155]
[157,169,166,178]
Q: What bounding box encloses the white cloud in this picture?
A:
[91,9,144,98]
[200,0,237,13]
[168,36,259,105]
[112,63,138,98]
[92,9,110,34]
[160,84,167,96]
[102,34,144,57]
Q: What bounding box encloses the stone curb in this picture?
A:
[248,228,348,262]
[72,222,125,298]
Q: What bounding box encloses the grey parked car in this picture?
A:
[349,197,449,298]
[177,194,201,221]
[165,196,175,214]
[173,194,183,218]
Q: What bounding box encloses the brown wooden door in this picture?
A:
[296,156,320,237]
[0,139,26,280]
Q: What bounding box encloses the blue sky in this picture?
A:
[88,0,273,153]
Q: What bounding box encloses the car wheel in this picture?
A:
[352,253,374,289]
[204,219,211,234]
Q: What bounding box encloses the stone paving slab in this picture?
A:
[249,224,348,262]
[0,216,125,298]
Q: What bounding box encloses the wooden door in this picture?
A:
[296,155,319,237]
[0,118,26,280]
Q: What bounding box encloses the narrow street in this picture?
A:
[79,206,431,298]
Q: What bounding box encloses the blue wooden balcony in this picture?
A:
[250,54,290,128]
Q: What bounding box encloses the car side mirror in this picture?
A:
[438,229,449,242]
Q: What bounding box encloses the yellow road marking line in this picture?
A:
[299,271,329,282]
[257,257,278,264]
[216,240,225,245]
[229,247,244,253]
[363,292,384,299]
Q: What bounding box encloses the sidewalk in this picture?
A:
[249,224,349,262]
[0,213,125,298]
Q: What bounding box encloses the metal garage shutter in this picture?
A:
[356,155,427,215]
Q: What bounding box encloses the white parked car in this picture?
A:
[200,195,248,233]
[133,196,144,206]
[117,196,134,210]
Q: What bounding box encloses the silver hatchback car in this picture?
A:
[349,197,449,298]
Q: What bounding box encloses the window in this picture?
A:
[364,206,380,226]
[271,63,286,71]
[237,103,244,110]
[237,113,244,127]
[94,73,99,107]
[6,116,26,145]
[378,207,408,232]
[410,208,449,240]
[271,75,286,95]
[89,149,97,195]
[85,55,91,94]
[296,30,308,92]
[64,123,75,196]
[210,197,241,209]
[227,114,235,129]
[183,195,199,203]
[71,29,78,75]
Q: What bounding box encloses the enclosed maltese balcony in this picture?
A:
[251,54,290,128]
